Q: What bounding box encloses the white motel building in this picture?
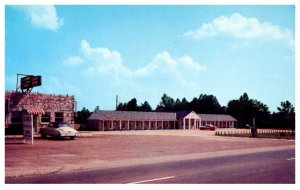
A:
[88,110,237,131]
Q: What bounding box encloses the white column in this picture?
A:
[156,120,158,130]
[189,118,191,130]
[119,120,121,130]
[127,120,129,130]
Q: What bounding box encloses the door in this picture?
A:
[33,115,38,133]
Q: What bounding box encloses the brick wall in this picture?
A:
[5,91,75,129]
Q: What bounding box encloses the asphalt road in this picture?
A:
[6,148,295,184]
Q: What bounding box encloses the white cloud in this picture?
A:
[18,5,63,31]
[184,13,294,49]
[63,40,206,94]
[37,76,80,96]
[63,56,85,66]
[74,40,205,80]
[61,40,207,108]
[80,40,132,78]
[135,52,206,77]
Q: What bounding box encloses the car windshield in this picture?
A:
[60,124,71,128]
[51,123,70,128]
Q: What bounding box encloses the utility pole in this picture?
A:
[116,95,118,110]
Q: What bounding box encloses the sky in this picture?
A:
[5,5,295,112]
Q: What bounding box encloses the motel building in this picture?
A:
[88,110,237,131]
[5,91,75,134]
[5,91,236,134]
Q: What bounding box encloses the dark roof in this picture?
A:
[198,114,237,121]
[88,110,177,121]
[176,111,193,119]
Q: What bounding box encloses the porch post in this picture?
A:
[183,119,185,130]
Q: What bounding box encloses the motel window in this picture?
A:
[41,112,51,123]
[11,111,22,123]
[55,112,64,122]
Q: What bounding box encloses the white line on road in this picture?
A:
[286,158,295,161]
[128,176,175,184]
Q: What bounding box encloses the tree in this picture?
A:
[94,106,100,112]
[277,101,295,114]
[190,94,222,114]
[116,98,139,111]
[226,93,271,128]
[116,102,127,111]
[127,98,139,111]
[75,107,91,124]
[252,99,271,128]
[116,98,152,112]
[174,98,190,111]
[140,101,152,112]
[156,93,175,112]
[274,101,295,130]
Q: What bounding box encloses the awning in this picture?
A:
[24,108,45,115]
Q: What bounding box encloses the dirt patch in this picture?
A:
[5,130,295,177]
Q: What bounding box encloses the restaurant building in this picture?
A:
[5,91,75,134]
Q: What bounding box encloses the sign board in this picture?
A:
[21,75,42,90]
[23,114,34,144]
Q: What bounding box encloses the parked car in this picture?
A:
[40,122,79,140]
[200,124,216,131]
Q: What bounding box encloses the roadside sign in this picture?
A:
[23,114,34,144]
[21,75,42,90]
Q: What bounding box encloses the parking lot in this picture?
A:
[5,129,295,178]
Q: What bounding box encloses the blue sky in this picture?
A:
[5,5,295,112]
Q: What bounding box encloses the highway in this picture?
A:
[6,148,295,184]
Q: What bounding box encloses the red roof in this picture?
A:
[24,108,45,115]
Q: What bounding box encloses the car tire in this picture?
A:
[41,134,46,139]
[70,136,75,140]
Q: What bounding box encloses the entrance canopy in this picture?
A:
[24,108,45,115]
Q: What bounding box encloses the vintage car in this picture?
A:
[40,122,79,140]
[199,124,216,131]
